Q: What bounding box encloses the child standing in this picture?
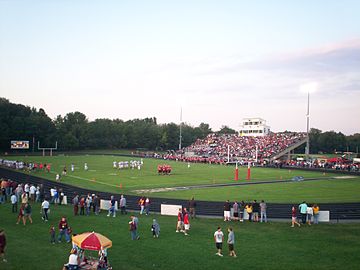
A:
[50,226,56,244]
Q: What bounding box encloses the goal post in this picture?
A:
[38,141,58,156]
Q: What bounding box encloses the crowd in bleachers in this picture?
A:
[163,132,307,163]
[275,159,359,172]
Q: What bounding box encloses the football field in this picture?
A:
[1,154,360,203]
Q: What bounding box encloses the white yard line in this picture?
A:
[49,171,120,188]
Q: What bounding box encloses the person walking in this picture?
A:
[41,197,50,221]
[214,227,224,257]
[176,208,184,233]
[183,208,190,236]
[151,219,160,238]
[291,206,301,227]
[227,227,237,258]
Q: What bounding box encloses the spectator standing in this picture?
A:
[85,194,91,216]
[232,201,239,221]
[189,197,197,219]
[260,200,268,223]
[145,197,151,215]
[29,184,36,202]
[245,203,253,222]
[239,200,245,222]
[129,216,140,240]
[58,217,70,243]
[214,227,224,257]
[79,197,85,216]
[312,204,320,224]
[306,205,313,225]
[72,195,79,216]
[223,200,231,222]
[298,201,308,224]
[50,226,56,244]
[35,186,41,202]
[252,200,260,222]
[94,195,100,215]
[107,196,116,217]
[227,227,237,258]
[0,229,6,263]
[138,197,145,215]
[119,195,127,215]
[11,193,17,213]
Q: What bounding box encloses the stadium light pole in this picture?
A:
[305,90,310,160]
[300,82,318,161]
[179,107,182,150]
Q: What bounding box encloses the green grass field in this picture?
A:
[0,202,360,270]
[1,154,360,203]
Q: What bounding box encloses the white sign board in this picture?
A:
[100,199,118,211]
[161,204,183,216]
[318,211,330,222]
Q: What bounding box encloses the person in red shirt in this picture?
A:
[291,206,301,227]
[16,205,25,225]
[183,208,190,236]
[176,208,183,233]
[58,217,70,243]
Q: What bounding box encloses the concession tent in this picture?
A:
[72,232,112,251]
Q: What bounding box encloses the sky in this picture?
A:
[1,0,360,135]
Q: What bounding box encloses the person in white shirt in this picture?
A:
[41,198,50,221]
[84,163,88,171]
[29,185,36,202]
[306,206,313,225]
[64,249,79,270]
[214,227,224,257]
[11,193,17,213]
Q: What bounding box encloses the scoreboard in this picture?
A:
[10,140,30,149]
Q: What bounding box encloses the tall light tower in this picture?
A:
[300,82,318,160]
[179,107,182,150]
[305,90,310,160]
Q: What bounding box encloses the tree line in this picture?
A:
[0,97,359,154]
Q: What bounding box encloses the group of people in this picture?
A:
[157,164,172,175]
[223,199,268,223]
[72,193,101,216]
[292,202,320,227]
[113,160,143,170]
[161,132,306,164]
[0,159,52,172]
